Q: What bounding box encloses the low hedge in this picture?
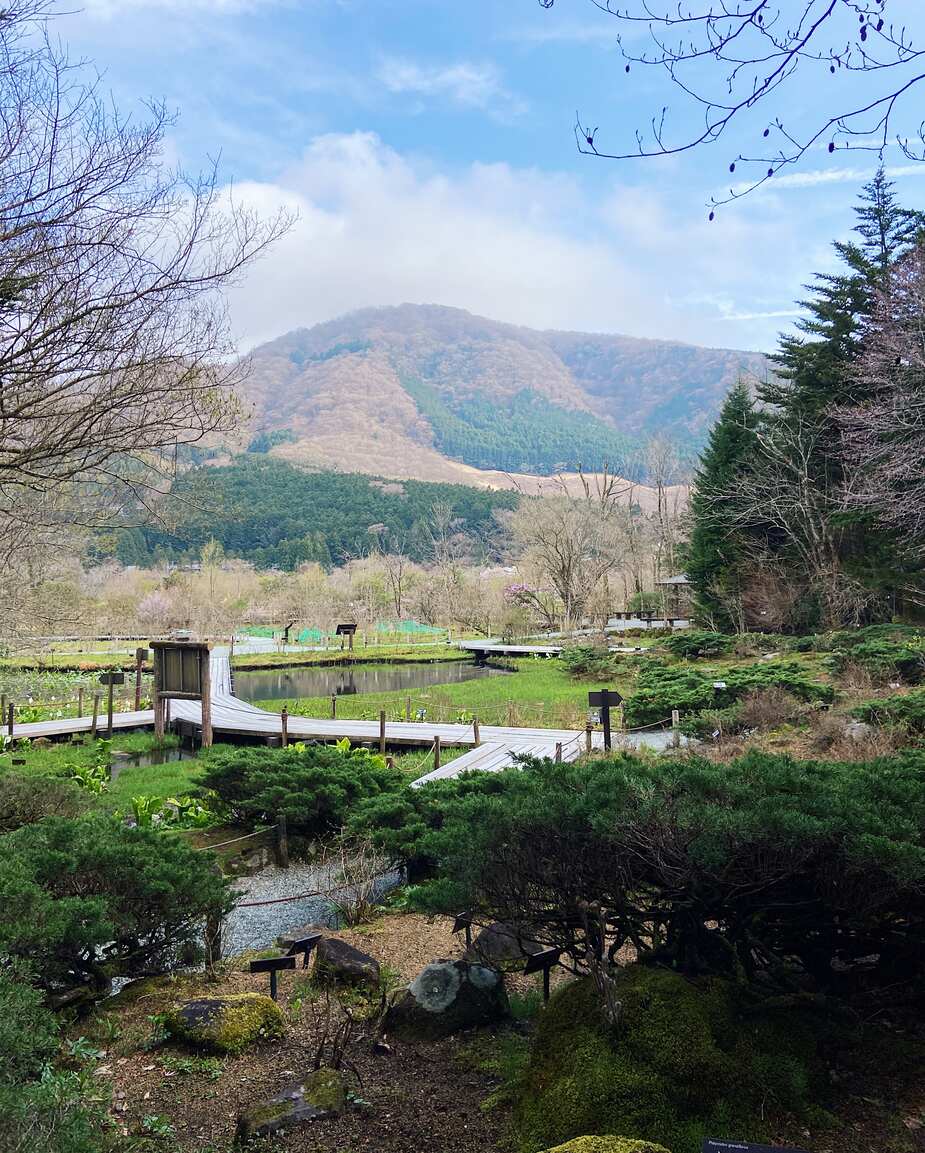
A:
[853,689,925,732]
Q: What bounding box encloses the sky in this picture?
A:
[59,0,925,355]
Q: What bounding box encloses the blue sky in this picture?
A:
[60,0,925,354]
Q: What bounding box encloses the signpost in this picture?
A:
[249,955,296,1001]
[523,946,562,1002]
[98,671,125,738]
[702,1142,810,1153]
[588,688,623,750]
[335,622,357,651]
[151,640,212,747]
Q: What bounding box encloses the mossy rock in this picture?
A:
[542,1139,672,1153]
[235,1066,345,1143]
[515,965,825,1153]
[165,993,284,1056]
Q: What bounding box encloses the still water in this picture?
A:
[233,660,506,703]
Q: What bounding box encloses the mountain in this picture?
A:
[239,304,767,489]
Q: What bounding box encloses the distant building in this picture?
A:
[656,574,692,617]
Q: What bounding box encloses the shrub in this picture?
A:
[0,812,231,993]
[681,687,803,739]
[825,638,925,685]
[407,750,925,1004]
[853,689,925,732]
[660,631,732,660]
[515,967,824,1153]
[198,740,405,837]
[560,644,619,680]
[0,772,90,833]
[0,966,102,1153]
[623,660,833,727]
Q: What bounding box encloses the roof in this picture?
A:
[656,574,691,586]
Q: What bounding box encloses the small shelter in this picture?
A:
[656,574,692,618]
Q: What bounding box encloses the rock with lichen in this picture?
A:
[540,1138,673,1153]
[382,959,509,1042]
[313,937,380,987]
[165,993,284,1055]
[234,1067,345,1144]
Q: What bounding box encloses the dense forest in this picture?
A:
[106,458,519,569]
[402,378,633,474]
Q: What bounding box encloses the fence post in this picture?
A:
[473,715,480,747]
[671,709,681,749]
[77,688,83,718]
[379,710,387,755]
[91,693,100,738]
[507,699,515,727]
[585,723,593,754]
[281,707,289,748]
[405,696,412,722]
[555,742,563,763]
[276,813,289,869]
[331,694,337,719]
[6,702,12,739]
[433,736,441,772]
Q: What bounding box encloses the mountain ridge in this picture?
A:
[239,303,768,489]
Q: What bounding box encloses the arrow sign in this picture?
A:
[702,1141,810,1153]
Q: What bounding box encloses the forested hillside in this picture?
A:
[240,304,765,486]
[109,458,519,570]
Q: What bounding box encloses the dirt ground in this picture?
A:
[88,912,925,1153]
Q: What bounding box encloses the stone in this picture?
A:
[313,937,380,987]
[464,921,543,970]
[165,993,284,1055]
[844,721,874,742]
[541,1139,672,1153]
[234,1067,345,1144]
[382,959,510,1042]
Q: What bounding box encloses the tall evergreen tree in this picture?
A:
[686,382,759,631]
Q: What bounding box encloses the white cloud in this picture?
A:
[729,163,925,195]
[377,57,527,119]
[223,132,809,354]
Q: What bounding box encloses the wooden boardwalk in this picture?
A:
[9,650,678,781]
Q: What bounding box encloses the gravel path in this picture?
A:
[223,863,400,956]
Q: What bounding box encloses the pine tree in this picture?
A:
[686,383,759,631]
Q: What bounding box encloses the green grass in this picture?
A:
[254,657,640,730]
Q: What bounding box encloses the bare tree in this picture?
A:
[841,244,925,551]
[539,0,925,210]
[0,3,290,529]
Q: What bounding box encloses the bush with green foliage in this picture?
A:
[400,750,925,1003]
[198,740,405,836]
[0,813,231,993]
[824,637,925,684]
[0,966,102,1153]
[852,689,925,732]
[516,968,826,1153]
[0,772,90,833]
[659,630,733,660]
[559,645,619,681]
[623,659,833,727]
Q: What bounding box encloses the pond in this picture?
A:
[232,660,507,703]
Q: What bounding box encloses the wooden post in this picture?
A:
[91,693,100,738]
[405,696,412,722]
[200,648,213,749]
[331,694,337,719]
[77,688,83,718]
[276,813,289,869]
[134,648,144,710]
[473,715,481,747]
[617,705,625,731]
[153,645,164,739]
[106,677,115,738]
[281,707,289,748]
[6,702,12,738]
[379,710,387,755]
[671,709,681,749]
[507,699,515,727]
[165,698,171,730]
[555,742,562,763]
[433,735,441,772]
[585,723,593,754]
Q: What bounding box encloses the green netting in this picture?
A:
[241,626,277,638]
[298,628,324,643]
[375,620,444,635]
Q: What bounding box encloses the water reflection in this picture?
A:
[233,661,506,703]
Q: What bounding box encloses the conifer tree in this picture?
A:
[686,382,759,631]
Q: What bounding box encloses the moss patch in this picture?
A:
[542,1139,673,1153]
[165,993,284,1056]
[515,966,826,1153]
